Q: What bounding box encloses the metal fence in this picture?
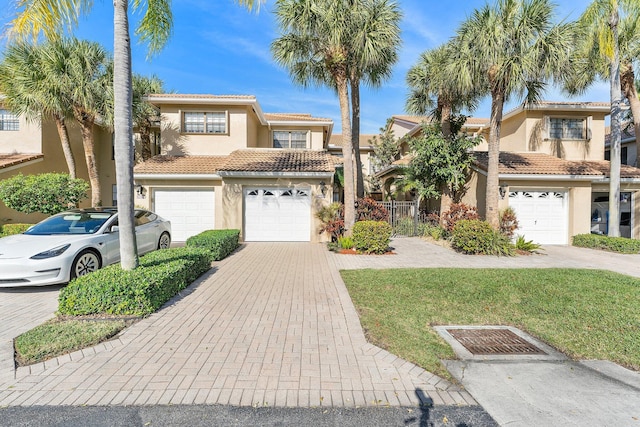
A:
[381,200,420,237]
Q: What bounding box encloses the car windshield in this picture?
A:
[24,212,114,235]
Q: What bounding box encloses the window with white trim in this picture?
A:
[182,111,227,134]
[549,118,586,140]
[273,131,308,149]
[0,109,19,131]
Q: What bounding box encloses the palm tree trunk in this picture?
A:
[608,9,621,238]
[53,114,77,180]
[350,78,365,198]
[139,122,152,161]
[621,63,640,167]
[75,110,101,206]
[486,88,504,229]
[439,97,452,138]
[337,73,355,235]
[114,0,139,270]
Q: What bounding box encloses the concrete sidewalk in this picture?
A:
[0,242,472,408]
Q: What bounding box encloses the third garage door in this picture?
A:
[508,190,568,245]
[244,188,311,241]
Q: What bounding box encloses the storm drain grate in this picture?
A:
[446,328,546,355]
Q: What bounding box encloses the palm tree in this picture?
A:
[133,74,164,162]
[9,0,259,270]
[41,38,112,207]
[272,0,400,232]
[348,0,401,198]
[453,0,573,228]
[566,1,640,237]
[0,42,77,179]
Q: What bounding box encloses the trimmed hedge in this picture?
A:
[352,220,392,254]
[572,233,640,254]
[0,223,33,237]
[451,219,514,256]
[186,229,240,261]
[58,247,213,316]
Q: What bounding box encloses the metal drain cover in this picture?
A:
[446,328,546,355]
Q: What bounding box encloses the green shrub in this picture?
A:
[356,197,389,221]
[572,233,640,254]
[0,223,33,237]
[185,229,240,261]
[0,173,88,215]
[441,203,479,233]
[58,247,212,316]
[451,219,514,256]
[515,235,542,253]
[337,235,355,249]
[316,202,345,241]
[352,220,392,254]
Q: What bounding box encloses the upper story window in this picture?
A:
[549,118,586,140]
[0,109,19,131]
[183,111,227,134]
[273,131,308,149]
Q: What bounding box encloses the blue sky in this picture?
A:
[0,0,610,134]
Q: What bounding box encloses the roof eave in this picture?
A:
[133,173,222,180]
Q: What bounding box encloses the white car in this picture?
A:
[0,208,171,287]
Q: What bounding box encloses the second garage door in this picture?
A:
[244,188,311,241]
[154,188,215,242]
[509,190,568,245]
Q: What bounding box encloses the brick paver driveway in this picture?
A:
[0,242,471,407]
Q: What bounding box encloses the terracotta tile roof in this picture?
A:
[392,115,430,125]
[264,113,333,122]
[473,151,640,178]
[0,153,43,170]
[218,149,335,173]
[465,117,490,126]
[533,101,610,108]
[134,155,228,174]
[392,156,412,166]
[328,134,376,148]
[148,94,256,100]
[604,125,635,146]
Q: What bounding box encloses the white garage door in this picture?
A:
[244,188,311,242]
[509,190,568,245]
[154,188,215,242]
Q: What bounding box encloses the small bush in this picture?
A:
[316,202,344,241]
[451,219,514,256]
[185,229,240,261]
[441,203,479,233]
[394,216,416,236]
[352,220,392,254]
[572,233,640,254]
[0,223,33,237]
[499,207,519,238]
[515,235,542,253]
[58,247,212,316]
[338,236,355,249]
[356,197,389,221]
[0,173,88,215]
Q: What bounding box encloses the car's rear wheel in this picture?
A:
[158,232,171,249]
[70,249,101,280]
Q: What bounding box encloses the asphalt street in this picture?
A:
[0,404,498,426]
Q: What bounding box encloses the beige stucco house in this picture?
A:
[377,101,640,244]
[132,94,337,243]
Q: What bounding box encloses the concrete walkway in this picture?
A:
[0,242,471,408]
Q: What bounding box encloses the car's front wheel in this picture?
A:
[70,249,101,280]
[158,232,171,249]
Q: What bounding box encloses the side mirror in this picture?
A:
[110,225,119,233]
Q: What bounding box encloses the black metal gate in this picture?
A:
[381,200,420,237]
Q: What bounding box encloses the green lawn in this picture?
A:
[341,268,640,380]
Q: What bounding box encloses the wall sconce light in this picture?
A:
[135,184,147,198]
[499,184,507,200]
[319,181,327,197]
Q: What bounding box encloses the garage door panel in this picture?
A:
[509,190,567,245]
[154,188,215,242]
[244,188,311,242]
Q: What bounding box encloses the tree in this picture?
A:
[453,0,573,228]
[9,0,259,270]
[370,118,399,174]
[0,173,88,215]
[348,0,401,198]
[401,123,480,216]
[0,42,77,179]
[272,0,400,232]
[43,38,112,207]
[133,74,164,162]
[566,1,640,237]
